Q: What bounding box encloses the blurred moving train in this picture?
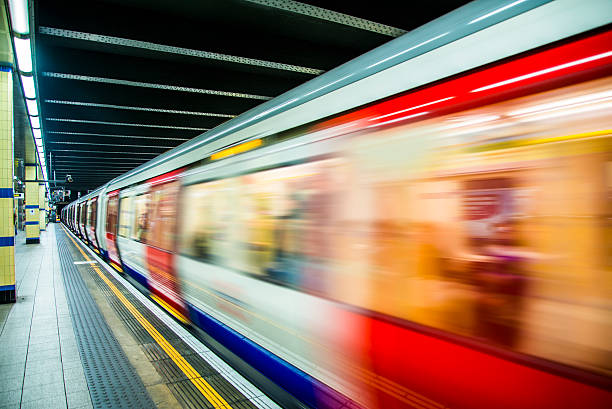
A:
[62,0,612,407]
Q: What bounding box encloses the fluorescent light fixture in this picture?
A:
[32,128,41,138]
[13,36,32,72]
[26,98,38,116]
[8,0,29,35]
[468,0,528,25]
[20,74,36,99]
[471,51,612,93]
[30,115,40,128]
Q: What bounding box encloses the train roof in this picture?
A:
[68,0,610,202]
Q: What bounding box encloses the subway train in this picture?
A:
[61,0,612,408]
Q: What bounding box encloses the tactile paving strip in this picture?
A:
[56,232,156,409]
[68,235,261,409]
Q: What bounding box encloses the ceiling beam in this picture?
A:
[42,72,273,100]
[46,117,208,131]
[39,27,324,75]
[243,0,406,37]
[45,99,237,118]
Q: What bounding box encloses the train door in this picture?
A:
[105,191,122,271]
[86,200,94,246]
[80,202,88,243]
[96,194,107,256]
[88,197,100,253]
[116,185,150,288]
[76,204,82,237]
[145,170,188,322]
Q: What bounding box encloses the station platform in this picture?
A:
[0,224,282,409]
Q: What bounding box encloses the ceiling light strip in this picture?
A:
[49,141,178,149]
[45,99,236,117]
[41,72,272,100]
[244,0,405,37]
[47,131,189,141]
[38,27,323,75]
[46,117,208,130]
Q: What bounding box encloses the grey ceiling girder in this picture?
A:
[46,118,208,131]
[49,141,178,149]
[244,0,406,37]
[51,156,151,161]
[42,72,273,100]
[47,131,190,141]
[51,149,160,155]
[45,100,237,118]
[39,27,324,75]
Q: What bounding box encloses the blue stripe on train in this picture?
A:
[186,303,347,409]
[122,263,149,290]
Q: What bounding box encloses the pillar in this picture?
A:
[38,182,45,231]
[24,130,39,244]
[0,67,15,303]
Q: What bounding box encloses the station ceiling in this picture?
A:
[34,0,469,193]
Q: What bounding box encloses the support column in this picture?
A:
[38,182,45,231]
[24,131,39,244]
[0,67,15,303]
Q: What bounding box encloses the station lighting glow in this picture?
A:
[369,96,455,121]
[13,37,32,72]
[20,74,36,98]
[9,1,48,187]
[508,90,612,117]
[468,0,528,25]
[367,111,429,128]
[8,0,29,35]
[25,98,38,116]
[30,115,40,129]
[367,32,449,69]
[471,51,612,93]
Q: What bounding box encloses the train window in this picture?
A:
[90,199,97,232]
[86,201,92,229]
[118,196,133,238]
[106,195,118,234]
[132,193,150,243]
[80,203,86,226]
[179,159,344,291]
[147,182,178,251]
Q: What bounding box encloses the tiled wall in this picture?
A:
[0,68,15,300]
[24,163,39,243]
[39,183,46,231]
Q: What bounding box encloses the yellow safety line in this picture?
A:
[65,226,441,408]
[150,294,190,324]
[62,227,233,409]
